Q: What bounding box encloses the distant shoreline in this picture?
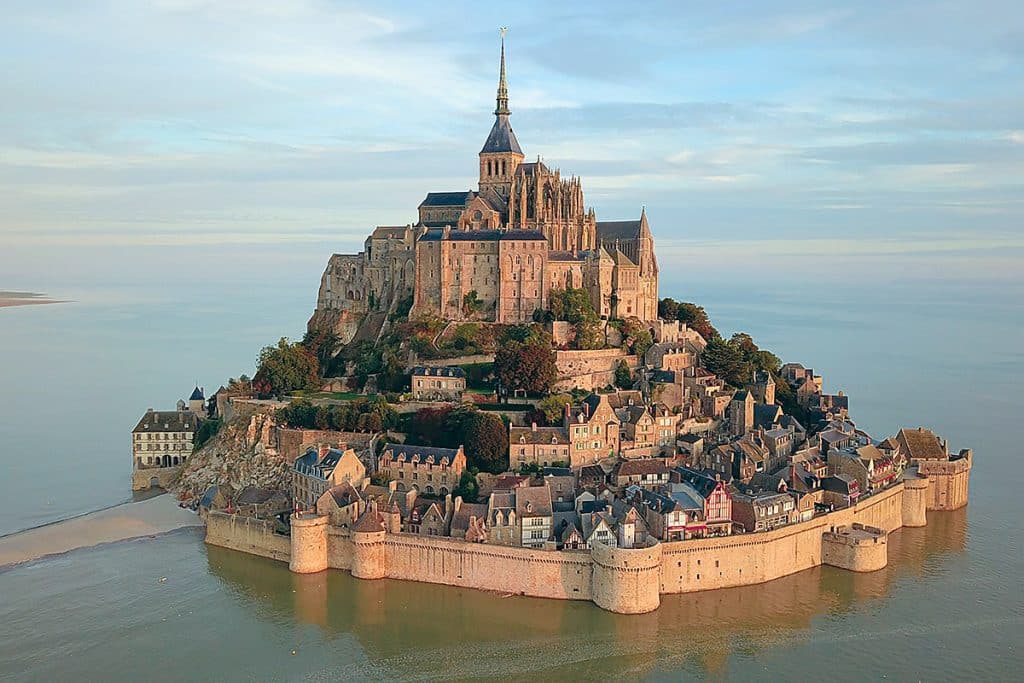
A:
[0,291,65,308]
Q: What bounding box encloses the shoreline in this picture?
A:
[0,494,202,568]
[0,291,65,308]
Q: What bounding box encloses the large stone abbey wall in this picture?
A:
[206,465,968,614]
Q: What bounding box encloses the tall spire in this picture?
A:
[495,27,509,116]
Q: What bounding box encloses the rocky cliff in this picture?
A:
[175,409,291,500]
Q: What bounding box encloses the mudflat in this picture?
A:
[0,291,62,308]
[0,495,202,567]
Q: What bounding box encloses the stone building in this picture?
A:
[565,393,621,467]
[308,37,659,342]
[377,443,466,496]
[410,366,466,401]
[728,390,755,437]
[292,446,366,509]
[131,398,203,471]
[509,423,571,469]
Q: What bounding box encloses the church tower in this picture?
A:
[479,32,524,209]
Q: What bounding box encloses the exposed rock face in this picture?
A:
[175,409,290,500]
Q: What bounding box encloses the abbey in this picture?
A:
[310,39,659,341]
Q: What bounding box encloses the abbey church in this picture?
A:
[311,38,659,342]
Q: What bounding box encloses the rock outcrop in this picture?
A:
[175,409,290,500]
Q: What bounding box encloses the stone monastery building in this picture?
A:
[312,38,659,342]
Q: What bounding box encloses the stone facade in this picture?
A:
[308,38,658,342]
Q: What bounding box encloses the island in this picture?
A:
[134,38,972,615]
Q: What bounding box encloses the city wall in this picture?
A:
[205,467,967,614]
[206,511,291,563]
[131,466,179,491]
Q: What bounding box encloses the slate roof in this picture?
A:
[417,228,547,242]
[480,114,523,154]
[516,161,550,175]
[369,225,409,239]
[673,467,723,499]
[410,366,466,378]
[612,248,636,267]
[235,486,278,505]
[548,250,585,262]
[189,386,204,401]
[754,403,783,429]
[732,390,751,402]
[451,502,488,533]
[132,410,200,433]
[419,191,472,207]
[327,482,362,507]
[383,443,462,465]
[352,510,385,533]
[595,220,641,241]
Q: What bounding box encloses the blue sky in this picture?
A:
[2,0,1022,271]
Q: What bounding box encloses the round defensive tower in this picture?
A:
[350,513,387,580]
[901,469,929,528]
[590,540,662,614]
[289,512,329,574]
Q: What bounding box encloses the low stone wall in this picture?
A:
[277,428,371,461]
[205,511,290,563]
[553,349,637,392]
[132,466,180,491]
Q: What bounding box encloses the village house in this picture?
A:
[671,467,733,537]
[617,404,656,455]
[731,491,797,532]
[230,486,291,519]
[377,443,466,496]
[315,481,364,527]
[565,393,621,467]
[580,506,618,548]
[508,423,571,469]
[486,489,517,546]
[651,404,678,455]
[727,390,755,437]
[828,444,898,494]
[613,459,671,489]
[631,489,691,542]
[543,467,576,503]
[408,497,450,536]
[410,366,466,401]
[896,427,949,462]
[450,499,489,542]
[292,446,367,509]
[516,485,554,548]
[822,474,860,509]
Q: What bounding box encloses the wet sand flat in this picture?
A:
[0,291,62,308]
[0,495,202,567]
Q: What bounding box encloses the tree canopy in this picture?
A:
[658,298,719,341]
[494,328,557,396]
[253,337,320,397]
[407,405,508,474]
[277,397,397,432]
[614,359,632,389]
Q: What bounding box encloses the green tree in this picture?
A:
[301,328,340,377]
[452,470,480,503]
[702,336,747,387]
[536,393,573,425]
[494,338,558,395]
[614,359,632,389]
[254,337,320,397]
[454,410,508,474]
[549,287,597,325]
[574,319,604,350]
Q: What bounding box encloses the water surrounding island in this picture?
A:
[1,238,1022,680]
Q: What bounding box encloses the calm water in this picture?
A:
[1,240,1022,680]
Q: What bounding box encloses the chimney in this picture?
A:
[318,445,330,460]
[531,422,537,432]
[584,401,590,418]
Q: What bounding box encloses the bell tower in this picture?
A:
[479,29,524,207]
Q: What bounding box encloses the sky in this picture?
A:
[2,0,1023,277]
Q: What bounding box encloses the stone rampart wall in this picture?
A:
[382,534,593,601]
[131,466,180,491]
[553,349,637,392]
[205,511,290,563]
[917,453,971,510]
[658,484,904,594]
[277,428,371,461]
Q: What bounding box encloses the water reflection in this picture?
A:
[205,508,967,679]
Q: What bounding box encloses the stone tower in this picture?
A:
[478,33,523,207]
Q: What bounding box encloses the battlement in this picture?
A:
[822,523,887,572]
